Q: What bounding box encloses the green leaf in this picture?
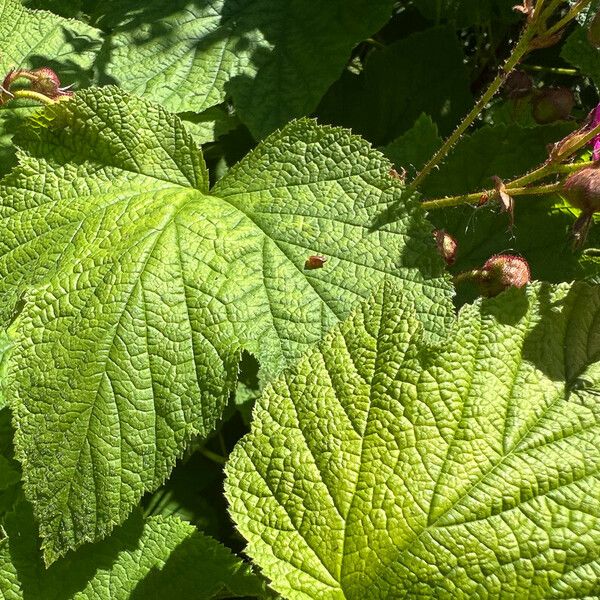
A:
[0,408,20,521]
[94,0,395,139]
[316,26,472,145]
[0,502,265,599]
[0,0,102,174]
[435,196,600,293]
[0,0,101,88]
[180,106,240,147]
[0,105,39,180]
[383,113,442,180]
[226,280,600,598]
[0,333,11,411]
[0,87,452,562]
[0,539,20,600]
[562,26,600,88]
[21,0,83,18]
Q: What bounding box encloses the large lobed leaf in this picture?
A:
[226,280,600,598]
[93,0,395,139]
[0,87,452,562]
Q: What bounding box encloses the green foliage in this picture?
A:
[0,0,101,85]
[384,113,442,180]
[0,502,265,599]
[1,1,600,598]
[92,0,395,139]
[226,280,600,598]
[317,26,472,144]
[0,87,450,563]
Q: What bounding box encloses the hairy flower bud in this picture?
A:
[30,67,73,99]
[479,254,531,297]
[562,166,600,214]
[433,229,457,266]
[532,87,575,124]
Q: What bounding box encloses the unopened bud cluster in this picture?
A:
[0,67,73,105]
[503,70,575,125]
[454,255,531,297]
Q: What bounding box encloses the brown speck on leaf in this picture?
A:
[305,255,327,270]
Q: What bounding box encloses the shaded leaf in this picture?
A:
[0,0,101,88]
[94,0,395,138]
[0,503,265,599]
[316,26,472,145]
[562,26,600,89]
[383,113,442,180]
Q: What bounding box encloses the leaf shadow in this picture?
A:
[129,532,261,600]
[25,27,102,89]
[6,501,143,600]
[521,282,600,384]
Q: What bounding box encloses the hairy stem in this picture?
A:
[10,89,55,105]
[407,25,540,191]
[408,0,590,192]
[422,180,564,210]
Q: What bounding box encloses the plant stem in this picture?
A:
[11,89,54,105]
[422,180,564,210]
[509,158,595,189]
[200,447,227,465]
[521,64,579,75]
[407,20,542,192]
[543,0,593,38]
[408,0,591,193]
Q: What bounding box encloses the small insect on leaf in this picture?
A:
[305,255,327,269]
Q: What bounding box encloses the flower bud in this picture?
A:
[532,87,575,124]
[562,166,600,214]
[30,67,73,99]
[479,254,530,297]
[504,70,533,99]
[433,229,457,266]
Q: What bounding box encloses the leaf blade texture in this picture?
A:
[0,87,452,562]
[226,280,600,599]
